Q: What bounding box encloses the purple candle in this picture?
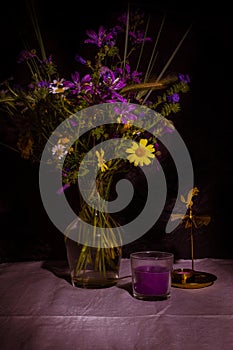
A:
[134,265,170,295]
[130,251,174,300]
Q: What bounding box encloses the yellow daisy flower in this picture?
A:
[126,139,155,166]
[95,148,109,172]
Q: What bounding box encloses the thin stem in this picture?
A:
[0,142,20,154]
[144,14,166,83]
[135,15,151,72]
[143,24,192,104]
[123,3,130,73]
[27,1,47,61]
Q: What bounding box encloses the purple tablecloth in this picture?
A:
[0,258,233,350]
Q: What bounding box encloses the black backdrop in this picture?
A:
[0,0,231,261]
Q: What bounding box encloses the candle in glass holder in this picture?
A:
[130,251,174,301]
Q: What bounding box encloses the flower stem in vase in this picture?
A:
[64,203,122,288]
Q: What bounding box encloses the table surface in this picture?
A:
[0,258,233,350]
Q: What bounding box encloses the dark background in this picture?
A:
[0,0,231,261]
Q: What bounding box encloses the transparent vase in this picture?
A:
[64,209,122,289]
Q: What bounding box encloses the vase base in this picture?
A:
[71,270,119,289]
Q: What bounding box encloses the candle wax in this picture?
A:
[133,265,170,295]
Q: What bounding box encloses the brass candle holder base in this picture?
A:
[172,268,217,289]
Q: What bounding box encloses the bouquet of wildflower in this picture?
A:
[0,7,191,286]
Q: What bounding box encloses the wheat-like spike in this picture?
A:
[121,75,177,94]
[121,82,165,93]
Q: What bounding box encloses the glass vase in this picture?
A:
[64,209,122,289]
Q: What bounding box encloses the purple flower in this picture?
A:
[84,26,114,48]
[94,67,128,103]
[17,50,36,63]
[114,103,137,123]
[129,30,152,44]
[37,81,50,88]
[109,25,121,37]
[131,70,142,84]
[100,67,126,91]
[105,92,127,103]
[57,183,70,195]
[75,55,87,65]
[167,93,180,103]
[116,64,142,84]
[41,55,53,65]
[153,119,175,137]
[117,12,127,25]
[178,74,190,83]
[63,72,93,95]
[28,83,34,89]
[69,119,78,127]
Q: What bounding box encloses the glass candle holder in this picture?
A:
[130,251,174,301]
